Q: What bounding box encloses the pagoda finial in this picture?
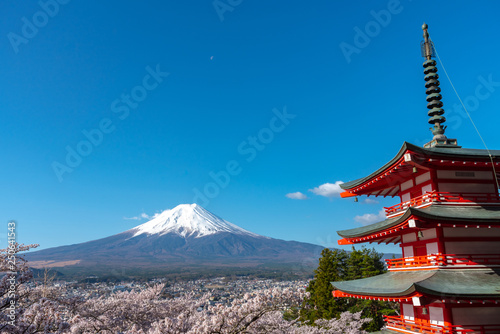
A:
[421,24,458,148]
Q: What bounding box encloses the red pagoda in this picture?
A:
[331,24,500,333]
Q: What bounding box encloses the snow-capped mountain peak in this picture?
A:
[131,204,263,238]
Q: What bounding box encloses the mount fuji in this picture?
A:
[131,204,263,239]
[26,204,326,277]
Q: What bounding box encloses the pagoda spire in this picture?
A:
[421,23,458,148]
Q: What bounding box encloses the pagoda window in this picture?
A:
[402,303,415,321]
[403,245,414,257]
[426,241,439,255]
[401,179,414,192]
[402,232,417,243]
[416,228,437,241]
[429,306,445,326]
[415,171,431,185]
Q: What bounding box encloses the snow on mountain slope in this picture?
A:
[131,204,264,239]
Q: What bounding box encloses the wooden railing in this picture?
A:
[385,316,451,334]
[384,192,500,216]
[431,192,500,204]
[384,192,433,216]
[386,254,500,270]
[384,315,500,334]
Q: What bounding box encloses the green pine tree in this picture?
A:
[301,249,349,322]
[300,246,397,331]
[345,247,385,280]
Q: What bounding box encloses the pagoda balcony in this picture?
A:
[386,253,500,271]
[384,192,500,218]
[384,315,500,334]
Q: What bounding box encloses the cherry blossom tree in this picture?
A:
[1,244,371,334]
[1,243,71,334]
[69,285,370,333]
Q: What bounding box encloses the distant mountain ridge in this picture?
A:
[26,204,326,276]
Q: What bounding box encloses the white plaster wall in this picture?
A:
[445,241,500,255]
[438,182,496,194]
[444,228,500,238]
[437,170,493,180]
[452,307,500,325]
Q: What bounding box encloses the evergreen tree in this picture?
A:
[345,247,385,280]
[301,249,348,322]
[300,246,397,331]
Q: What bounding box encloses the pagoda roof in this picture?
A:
[331,268,500,298]
[337,205,500,239]
[340,142,500,191]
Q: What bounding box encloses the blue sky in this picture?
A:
[2,1,500,254]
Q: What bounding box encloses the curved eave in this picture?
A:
[331,269,500,299]
[332,290,420,302]
[340,142,500,191]
[331,271,426,297]
[337,208,413,239]
[410,205,500,223]
[337,205,500,244]
[340,142,412,191]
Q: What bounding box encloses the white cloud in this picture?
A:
[124,216,141,220]
[286,192,308,200]
[364,198,379,204]
[354,209,386,226]
[124,212,158,221]
[309,181,344,198]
